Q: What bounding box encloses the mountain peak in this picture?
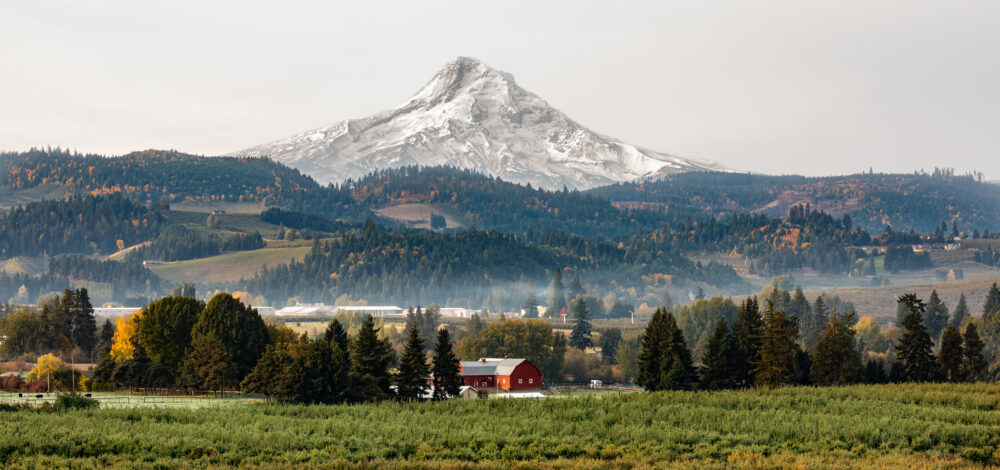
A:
[231,59,727,190]
[407,57,519,109]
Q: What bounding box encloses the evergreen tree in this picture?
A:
[985,282,1000,317]
[950,294,971,327]
[522,290,539,318]
[637,308,671,390]
[895,294,937,382]
[468,313,485,334]
[963,323,987,381]
[789,288,815,351]
[596,328,622,365]
[862,359,888,384]
[923,290,949,342]
[568,298,593,350]
[396,325,430,400]
[431,328,461,400]
[180,334,235,391]
[68,288,97,356]
[810,312,861,385]
[699,319,738,390]
[349,315,396,401]
[323,319,350,354]
[754,300,798,387]
[548,268,566,316]
[981,283,1000,358]
[568,273,585,300]
[172,283,196,298]
[658,310,695,390]
[937,324,964,382]
[731,297,763,387]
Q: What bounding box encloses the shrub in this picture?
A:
[55,393,99,410]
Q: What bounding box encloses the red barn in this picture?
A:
[458,358,543,391]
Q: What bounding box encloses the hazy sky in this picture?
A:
[2,1,998,178]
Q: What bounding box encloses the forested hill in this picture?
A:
[0,193,163,258]
[345,166,666,237]
[0,148,372,221]
[590,170,1000,233]
[244,222,741,307]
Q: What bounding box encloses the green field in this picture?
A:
[149,245,312,284]
[1,384,998,468]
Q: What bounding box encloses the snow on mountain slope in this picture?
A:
[231,57,726,190]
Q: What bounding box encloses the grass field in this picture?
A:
[1,384,998,468]
[375,203,470,230]
[149,245,312,284]
[804,277,1000,325]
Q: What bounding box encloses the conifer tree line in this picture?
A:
[75,289,466,402]
[637,287,996,390]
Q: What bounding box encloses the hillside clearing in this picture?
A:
[149,246,311,284]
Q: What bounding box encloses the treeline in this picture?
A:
[125,227,264,262]
[346,166,667,237]
[244,221,741,307]
[591,169,1000,233]
[0,272,69,305]
[884,246,933,272]
[0,193,163,257]
[637,292,989,391]
[83,292,461,403]
[0,289,97,359]
[260,208,355,233]
[48,256,161,297]
[670,205,872,274]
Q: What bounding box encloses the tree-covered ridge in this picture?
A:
[244,222,740,307]
[592,170,1000,233]
[0,193,163,258]
[0,148,375,222]
[671,205,873,274]
[0,148,317,203]
[346,166,666,236]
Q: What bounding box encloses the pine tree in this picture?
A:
[754,300,798,387]
[548,269,566,316]
[396,325,430,401]
[924,290,949,342]
[468,313,485,334]
[323,319,350,355]
[568,273,585,300]
[431,328,461,400]
[731,297,763,387]
[810,312,861,385]
[699,319,738,390]
[349,315,396,401]
[69,288,97,356]
[790,288,815,351]
[937,324,964,382]
[658,310,695,390]
[637,308,670,390]
[984,282,1000,317]
[568,299,593,350]
[950,294,971,327]
[981,283,1000,357]
[962,323,986,381]
[522,291,539,318]
[896,294,937,382]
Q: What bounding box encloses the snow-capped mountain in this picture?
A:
[231,57,726,190]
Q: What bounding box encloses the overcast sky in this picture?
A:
[2,1,998,178]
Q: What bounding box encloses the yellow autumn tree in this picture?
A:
[27,353,66,381]
[110,310,142,361]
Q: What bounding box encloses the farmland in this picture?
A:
[1,384,998,468]
[149,245,312,284]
